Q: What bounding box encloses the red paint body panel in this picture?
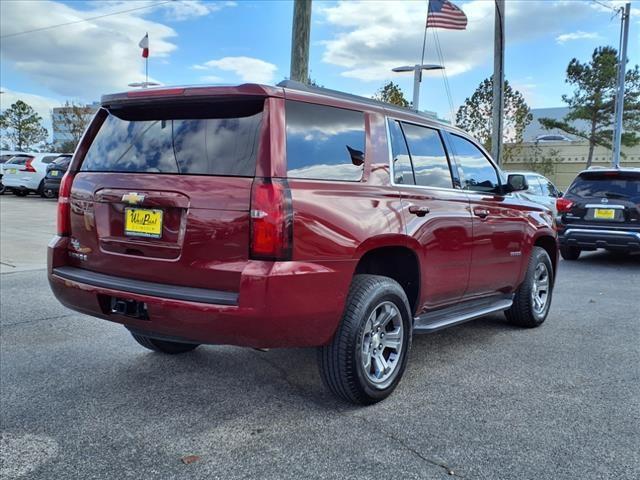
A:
[48,83,558,348]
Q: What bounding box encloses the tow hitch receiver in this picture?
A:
[110,298,149,320]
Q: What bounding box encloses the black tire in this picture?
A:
[42,188,56,199]
[0,183,5,195]
[37,180,45,197]
[318,274,412,405]
[130,332,199,354]
[13,190,28,197]
[506,246,554,328]
[560,246,581,261]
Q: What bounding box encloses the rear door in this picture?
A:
[561,171,640,228]
[389,119,473,310]
[68,97,265,293]
[446,133,529,297]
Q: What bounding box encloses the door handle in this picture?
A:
[408,205,430,217]
[473,207,490,219]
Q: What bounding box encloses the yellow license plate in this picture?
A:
[7,169,16,174]
[594,208,615,220]
[125,208,163,238]
[50,170,59,177]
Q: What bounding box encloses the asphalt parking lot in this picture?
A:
[1,194,639,480]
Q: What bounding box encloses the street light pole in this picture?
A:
[392,64,444,112]
[612,2,631,169]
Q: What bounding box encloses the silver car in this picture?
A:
[510,171,562,215]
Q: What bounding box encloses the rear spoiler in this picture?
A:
[101,84,282,106]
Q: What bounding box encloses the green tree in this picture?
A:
[0,100,48,151]
[456,77,532,158]
[539,46,640,168]
[373,81,409,107]
[525,146,558,178]
[52,101,94,152]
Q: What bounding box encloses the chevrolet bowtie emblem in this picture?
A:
[121,192,145,205]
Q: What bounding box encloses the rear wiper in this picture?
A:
[603,192,630,199]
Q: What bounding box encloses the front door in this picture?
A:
[388,120,473,311]
[445,133,528,297]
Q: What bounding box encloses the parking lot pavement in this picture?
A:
[1,198,639,480]
[0,195,57,274]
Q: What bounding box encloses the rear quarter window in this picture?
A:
[80,102,263,177]
[285,100,365,182]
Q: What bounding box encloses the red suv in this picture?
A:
[48,82,558,404]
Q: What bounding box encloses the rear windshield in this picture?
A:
[41,156,60,164]
[6,156,30,165]
[567,172,640,200]
[81,101,263,176]
[52,155,72,167]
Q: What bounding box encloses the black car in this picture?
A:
[557,168,640,260]
[43,154,72,197]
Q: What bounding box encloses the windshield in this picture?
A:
[80,101,263,177]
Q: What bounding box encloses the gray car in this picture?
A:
[510,171,562,215]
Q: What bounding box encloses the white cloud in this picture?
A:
[199,75,225,83]
[194,56,278,84]
[318,1,603,83]
[0,87,63,140]
[556,31,602,44]
[0,1,232,100]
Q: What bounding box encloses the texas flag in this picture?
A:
[139,33,149,58]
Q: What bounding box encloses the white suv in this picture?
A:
[2,153,64,197]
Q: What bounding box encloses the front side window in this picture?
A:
[525,175,544,195]
[388,120,414,185]
[448,135,500,193]
[285,100,365,182]
[542,179,559,197]
[401,123,452,189]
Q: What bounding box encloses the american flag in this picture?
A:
[426,0,468,30]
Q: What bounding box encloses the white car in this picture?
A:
[2,152,65,197]
[510,171,563,215]
[0,150,25,195]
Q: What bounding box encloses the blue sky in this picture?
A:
[1,0,638,134]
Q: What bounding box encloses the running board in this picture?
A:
[413,295,513,334]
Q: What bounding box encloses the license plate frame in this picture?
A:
[124,207,163,238]
[593,208,616,220]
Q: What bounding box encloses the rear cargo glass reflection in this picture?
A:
[81,102,263,177]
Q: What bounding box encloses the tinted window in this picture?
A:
[6,156,29,165]
[525,175,544,195]
[53,155,72,168]
[81,103,263,176]
[286,101,365,181]
[401,123,452,188]
[567,172,640,200]
[41,156,59,164]
[388,120,414,185]
[449,135,499,193]
[541,179,558,197]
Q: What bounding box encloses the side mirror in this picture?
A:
[505,174,528,193]
[557,191,564,198]
[346,145,364,167]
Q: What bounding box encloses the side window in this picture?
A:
[388,120,414,185]
[401,123,453,188]
[448,135,500,193]
[285,100,365,182]
[525,175,544,195]
[542,179,559,197]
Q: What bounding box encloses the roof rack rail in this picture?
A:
[277,79,448,125]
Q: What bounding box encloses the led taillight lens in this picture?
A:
[556,197,574,213]
[20,158,36,172]
[250,178,293,261]
[57,172,75,236]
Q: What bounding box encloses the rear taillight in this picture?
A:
[20,158,36,172]
[556,197,574,213]
[250,178,293,261]
[57,172,75,236]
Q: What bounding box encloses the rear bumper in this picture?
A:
[3,175,42,191]
[48,236,354,348]
[558,227,640,251]
[44,177,62,192]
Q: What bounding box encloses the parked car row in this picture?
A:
[0,150,72,197]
